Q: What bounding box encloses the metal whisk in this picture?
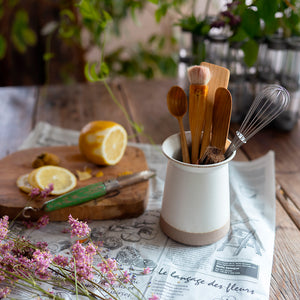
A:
[225,84,290,158]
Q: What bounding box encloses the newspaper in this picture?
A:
[14,122,275,300]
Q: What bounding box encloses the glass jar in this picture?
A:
[258,36,287,84]
[206,33,228,67]
[177,29,193,91]
[274,36,300,131]
[227,42,251,122]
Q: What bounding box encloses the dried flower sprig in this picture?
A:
[28,183,54,201]
[0,215,159,300]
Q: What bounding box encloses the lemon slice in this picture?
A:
[79,120,127,165]
[33,166,77,195]
[28,168,39,188]
[16,173,33,193]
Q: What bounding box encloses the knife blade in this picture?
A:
[41,170,155,212]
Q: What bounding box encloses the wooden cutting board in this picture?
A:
[0,146,150,221]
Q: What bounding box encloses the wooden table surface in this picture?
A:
[0,79,299,299]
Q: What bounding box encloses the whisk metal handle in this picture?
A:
[225,131,247,158]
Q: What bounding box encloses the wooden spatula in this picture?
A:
[211,87,232,153]
[199,62,230,160]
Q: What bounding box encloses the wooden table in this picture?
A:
[0,80,299,299]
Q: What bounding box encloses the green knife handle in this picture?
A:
[43,182,107,212]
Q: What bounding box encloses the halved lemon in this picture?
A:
[16,173,33,193]
[79,120,127,165]
[32,166,77,195]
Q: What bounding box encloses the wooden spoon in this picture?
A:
[167,86,190,163]
[199,62,230,160]
[211,87,232,153]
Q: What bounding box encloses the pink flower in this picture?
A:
[71,241,96,281]
[149,295,160,300]
[29,187,41,198]
[107,271,117,284]
[22,220,35,229]
[36,215,49,229]
[53,255,69,268]
[40,183,54,198]
[0,216,9,240]
[86,243,97,255]
[122,270,131,283]
[32,249,52,278]
[35,241,48,251]
[29,184,53,200]
[0,287,11,298]
[143,267,151,274]
[68,215,91,238]
[17,256,33,276]
[98,257,119,285]
[98,258,117,274]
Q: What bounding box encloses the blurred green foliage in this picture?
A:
[1,0,299,81]
[211,0,300,66]
[0,0,36,59]
[0,0,180,82]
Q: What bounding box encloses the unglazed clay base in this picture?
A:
[160,216,230,246]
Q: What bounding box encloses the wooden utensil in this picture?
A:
[211,87,232,153]
[167,86,190,163]
[187,66,211,163]
[199,62,230,160]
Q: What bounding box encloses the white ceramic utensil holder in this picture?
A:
[160,132,235,246]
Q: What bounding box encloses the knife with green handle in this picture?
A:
[23,170,155,217]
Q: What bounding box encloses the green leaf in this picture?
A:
[90,63,99,80]
[130,2,142,25]
[148,34,157,44]
[77,0,101,22]
[22,28,36,45]
[0,35,6,59]
[256,0,278,23]
[155,4,168,23]
[99,61,109,77]
[84,63,98,82]
[12,9,37,52]
[201,24,210,36]
[12,34,26,53]
[158,36,165,49]
[59,26,76,39]
[60,9,75,21]
[43,52,54,61]
[102,10,112,23]
[241,39,259,67]
[147,0,159,4]
[241,8,260,38]
[230,27,248,42]
[84,61,109,82]
[177,16,197,31]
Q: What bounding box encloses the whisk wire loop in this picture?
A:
[225,85,290,158]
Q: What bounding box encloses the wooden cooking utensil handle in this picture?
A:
[199,62,230,160]
[189,84,207,163]
[178,117,190,163]
[211,87,232,153]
